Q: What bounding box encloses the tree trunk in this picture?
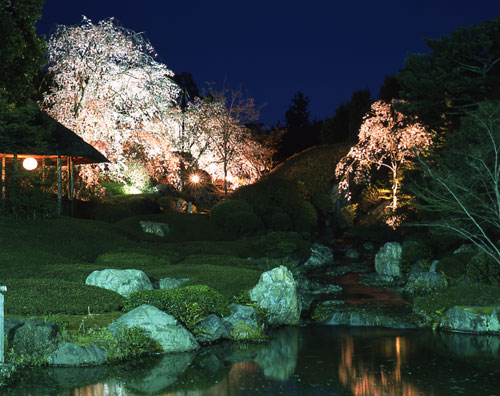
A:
[391,168,398,209]
[223,159,228,200]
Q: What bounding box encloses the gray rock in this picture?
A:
[5,318,59,359]
[156,277,189,290]
[304,243,334,269]
[429,260,439,273]
[125,353,195,394]
[439,306,500,334]
[47,343,107,366]
[222,304,265,341]
[139,220,169,237]
[404,272,447,294]
[454,244,477,255]
[193,314,230,343]
[85,269,153,297]
[249,266,301,326]
[109,304,199,352]
[345,248,360,259]
[375,242,403,277]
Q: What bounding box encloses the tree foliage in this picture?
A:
[409,101,500,266]
[43,17,181,194]
[336,100,432,209]
[0,0,46,105]
[398,17,500,130]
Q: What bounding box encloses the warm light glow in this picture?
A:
[190,174,200,184]
[123,185,141,194]
[22,157,38,171]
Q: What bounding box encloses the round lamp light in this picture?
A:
[22,157,38,171]
[190,174,200,184]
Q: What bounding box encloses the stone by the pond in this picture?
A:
[404,272,447,294]
[139,220,170,237]
[85,269,153,297]
[345,248,360,259]
[47,343,107,366]
[222,304,265,341]
[249,266,301,326]
[375,242,403,277]
[155,277,189,290]
[304,243,334,269]
[109,304,199,352]
[125,352,195,394]
[439,306,500,334]
[5,318,59,358]
[313,302,418,328]
[193,314,230,343]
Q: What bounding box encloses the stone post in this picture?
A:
[0,285,6,363]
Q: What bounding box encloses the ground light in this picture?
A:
[190,174,200,184]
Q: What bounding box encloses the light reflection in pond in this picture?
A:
[10,326,500,396]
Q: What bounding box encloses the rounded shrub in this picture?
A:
[124,285,231,330]
[436,252,475,280]
[401,242,433,275]
[311,193,332,215]
[4,279,123,315]
[268,211,293,231]
[210,199,261,236]
[466,251,500,284]
[293,200,318,233]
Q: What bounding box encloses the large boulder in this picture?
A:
[155,277,189,290]
[375,242,403,277]
[249,266,301,326]
[47,343,107,366]
[439,306,500,334]
[109,304,199,353]
[85,269,153,297]
[222,303,265,341]
[304,243,334,269]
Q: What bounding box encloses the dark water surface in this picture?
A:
[4,325,500,396]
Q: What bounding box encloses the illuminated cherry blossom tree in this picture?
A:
[189,87,265,198]
[335,100,432,209]
[43,17,181,193]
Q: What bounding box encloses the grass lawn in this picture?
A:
[0,212,307,328]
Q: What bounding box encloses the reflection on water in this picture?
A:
[338,334,433,396]
[6,325,500,396]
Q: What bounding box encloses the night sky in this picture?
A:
[37,0,499,126]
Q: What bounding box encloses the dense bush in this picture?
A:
[268,211,293,231]
[311,193,332,215]
[413,284,500,323]
[436,252,474,280]
[124,285,230,329]
[4,279,123,315]
[293,200,318,233]
[466,251,500,284]
[250,231,312,259]
[210,199,262,236]
[109,326,162,359]
[401,242,433,275]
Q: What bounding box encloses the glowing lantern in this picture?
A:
[22,157,38,171]
[190,174,200,184]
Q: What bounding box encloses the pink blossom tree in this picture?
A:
[335,100,432,209]
[43,17,181,194]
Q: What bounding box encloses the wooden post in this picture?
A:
[0,157,4,200]
[12,154,17,183]
[57,155,62,216]
[69,157,74,217]
[0,285,6,363]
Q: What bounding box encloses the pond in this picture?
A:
[4,325,500,396]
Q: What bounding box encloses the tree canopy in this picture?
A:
[0,0,46,105]
[398,17,500,130]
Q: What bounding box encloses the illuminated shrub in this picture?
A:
[124,285,230,330]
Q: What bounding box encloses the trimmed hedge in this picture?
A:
[210,199,262,236]
[124,285,230,329]
[4,279,123,315]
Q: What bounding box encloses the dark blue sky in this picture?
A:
[37,0,499,126]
